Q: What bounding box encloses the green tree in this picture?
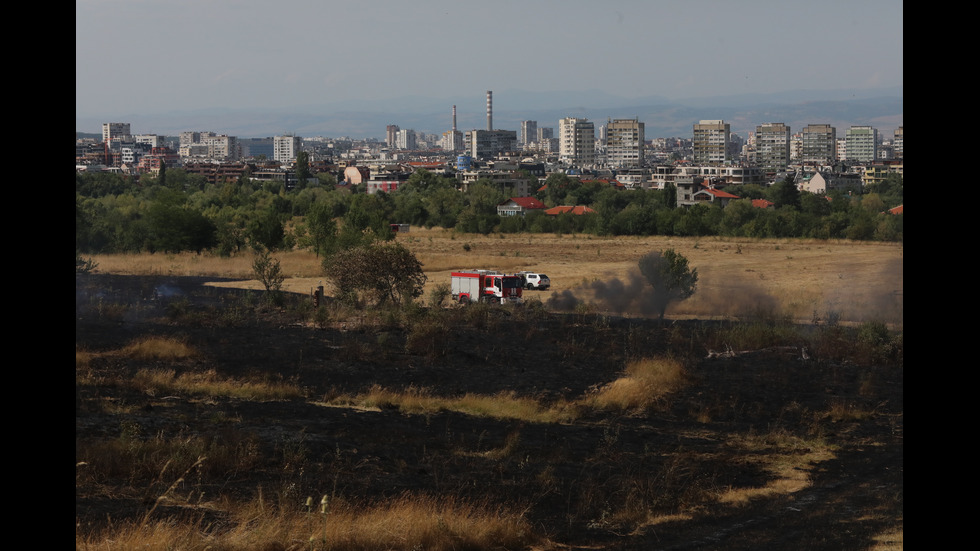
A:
[638,248,699,320]
[305,200,338,257]
[661,182,677,208]
[768,176,800,210]
[295,151,311,190]
[323,242,427,306]
[247,206,286,251]
[145,202,217,253]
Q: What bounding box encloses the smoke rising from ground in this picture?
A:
[819,257,903,325]
[546,268,779,320]
[545,258,902,325]
[546,269,677,318]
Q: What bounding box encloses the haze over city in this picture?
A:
[76,0,903,139]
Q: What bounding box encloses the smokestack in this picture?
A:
[452,105,457,132]
[486,90,492,131]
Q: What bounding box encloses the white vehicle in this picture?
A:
[517,271,551,290]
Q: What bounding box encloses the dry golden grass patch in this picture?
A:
[76,493,536,551]
[717,429,837,507]
[330,385,577,424]
[869,526,904,550]
[76,337,302,401]
[589,357,686,411]
[824,400,876,423]
[120,336,196,361]
[76,349,94,369]
[319,358,689,425]
[89,250,325,279]
[131,368,303,401]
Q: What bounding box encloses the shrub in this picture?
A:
[252,248,285,306]
[428,282,451,307]
[856,320,899,365]
[324,242,427,306]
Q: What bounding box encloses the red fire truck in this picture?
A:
[450,270,524,304]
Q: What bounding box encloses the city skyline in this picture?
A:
[77,0,903,136]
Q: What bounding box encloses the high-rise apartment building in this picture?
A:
[893,127,903,159]
[396,129,417,150]
[386,125,400,148]
[521,120,538,146]
[692,120,730,165]
[273,135,301,163]
[443,130,463,152]
[801,124,837,165]
[177,132,239,160]
[537,127,553,142]
[465,129,517,159]
[179,132,201,146]
[605,118,645,168]
[559,117,595,167]
[845,126,878,163]
[102,122,131,144]
[200,133,239,160]
[754,122,790,172]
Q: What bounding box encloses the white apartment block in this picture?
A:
[179,132,239,160]
[274,135,302,163]
[605,118,645,169]
[102,122,131,144]
[442,130,463,152]
[396,129,416,150]
[521,120,538,146]
[845,126,878,163]
[790,133,803,161]
[120,146,141,165]
[754,122,790,172]
[693,120,730,165]
[134,134,163,148]
[559,117,595,167]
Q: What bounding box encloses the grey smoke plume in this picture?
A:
[546,269,669,317]
[545,257,903,325]
[545,270,780,320]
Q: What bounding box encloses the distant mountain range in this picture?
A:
[76,87,902,141]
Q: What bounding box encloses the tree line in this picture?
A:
[75,168,903,257]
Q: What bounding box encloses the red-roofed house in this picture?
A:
[545,205,596,216]
[497,197,547,217]
[690,185,741,208]
[751,198,775,209]
[888,205,903,215]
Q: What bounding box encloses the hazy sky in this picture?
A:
[76,0,903,119]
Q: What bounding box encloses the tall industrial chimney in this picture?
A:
[486,90,492,131]
[452,105,457,132]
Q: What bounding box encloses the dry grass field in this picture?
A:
[89,228,903,325]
